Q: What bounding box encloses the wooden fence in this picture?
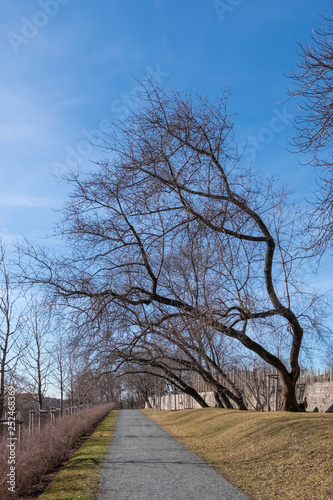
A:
[298,367,333,384]
[148,366,333,412]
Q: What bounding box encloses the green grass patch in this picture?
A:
[143,408,333,500]
[38,410,119,500]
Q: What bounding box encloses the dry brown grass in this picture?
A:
[0,403,114,500]
[143,408,333,500]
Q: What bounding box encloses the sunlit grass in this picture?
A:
[143,408,333,500]
[38,410,119,500]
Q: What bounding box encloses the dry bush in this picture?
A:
[0,403,114,499]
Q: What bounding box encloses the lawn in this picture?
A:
[143,408,333,500]
[37,410,119,500]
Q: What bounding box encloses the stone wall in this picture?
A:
[147,377,333,412]
[304,382,333,412]
[148,391,216,411]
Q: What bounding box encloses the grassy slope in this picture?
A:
[38,410,119,500]
[143,408,333,500]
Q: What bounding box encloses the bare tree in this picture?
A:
[66,348,81,406]
[21,298,52,410]
[117,368,167,408]
[0,244,26,422]
[136,318,247,409]
[288,2,333,250]
[95,372,121,403]
[69,300,248,409]
[54,338,66,408]
[69,310,214,408]
[118,358,211,409]
[22,84,321,411]
[48,311,79,409]
[51,330,68,409]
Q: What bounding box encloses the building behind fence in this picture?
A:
[147,367,333,413]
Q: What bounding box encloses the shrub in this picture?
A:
[0,403,114,499]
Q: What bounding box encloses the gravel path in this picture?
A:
[98,409,249,500]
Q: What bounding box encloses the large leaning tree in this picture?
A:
[23,84,319,411]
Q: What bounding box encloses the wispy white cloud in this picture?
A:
[0,82,73,147]
[0,194,53,208]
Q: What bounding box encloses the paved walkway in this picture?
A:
[98,409,249,500]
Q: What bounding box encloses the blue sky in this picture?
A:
[0,1,330,247]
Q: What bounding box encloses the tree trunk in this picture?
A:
[0,365,4,439]
[214,391,224,408]
[59,360,64,410]
[38,373,43,410]
[145,396,153,408]
[212,381,247,410]
[0,365,4,420]
[217,390,234,409]
[184,386,209,408]
[280,373,303,412]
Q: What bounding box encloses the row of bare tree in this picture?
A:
[0,245,121,420]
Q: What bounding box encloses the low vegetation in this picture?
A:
[37,409,118,500]
[0,403,114,500]
[143,408,333,500]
